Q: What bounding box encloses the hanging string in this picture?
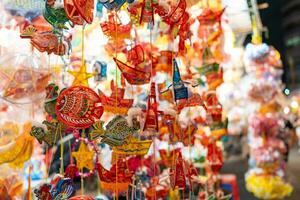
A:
[82,25,85,64]
[112,9,121,200]
[149,2,157,199]
[187,108,193,199]
[48,54,51,78]
[47,122,60,178]
[69,139,72,164]
[81,130,85,195]
[81,168,84,195]
[59,124,64,174]
[97,169,102,195]
[125,158,130,200]
[152,135,157,200]
[149,3,154,79]
[115,154,118,200]
[114,10,119,107]
[188,108,192,163]
[27,165,33,200]
[29,53,37,119]
[45,145,49,181]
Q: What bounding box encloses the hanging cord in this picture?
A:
[45,145,49,181]
[27,165,33,200]
[114,10,119,107]
[47,123,60,178]
[81,130,86,195]
[82,24,85,64]
[113,9,119,200]
[116,154,119,200]
[59,124,64,174]
[149,3,158,199]
[68,139,72,164]
[81,167,84,195]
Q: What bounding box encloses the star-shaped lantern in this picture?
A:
[72,142,95,170]
[68,61,94,86]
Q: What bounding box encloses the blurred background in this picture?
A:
[0,0,300,199]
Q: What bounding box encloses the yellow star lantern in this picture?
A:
[72,142,95,170]
[68,61,94,87]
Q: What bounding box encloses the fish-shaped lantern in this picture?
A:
[20,25,68,55]
[55,86,104,129]
[90,115,140,146]
[44,83,59,117]
[30,121,61,146]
